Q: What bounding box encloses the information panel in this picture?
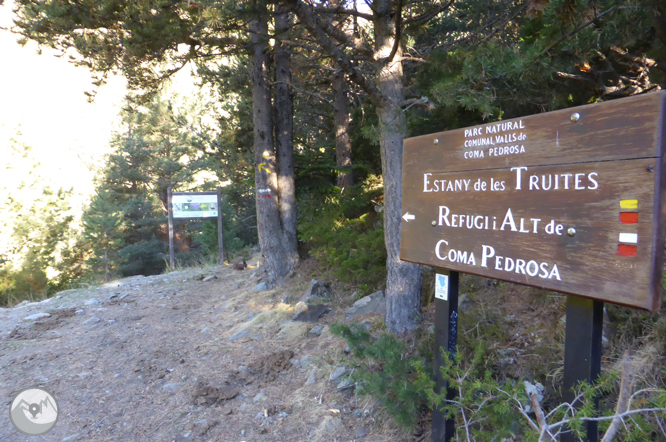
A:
[172,193,219,219]
[400,92,666,311]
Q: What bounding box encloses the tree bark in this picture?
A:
[375,0,422,333]
[333,71,353,188]
[282,0,424,332]
[274,6,300,267]
[250,5,290,282]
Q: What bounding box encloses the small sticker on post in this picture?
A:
[435,274,449,301]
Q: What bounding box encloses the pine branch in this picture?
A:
[402,96,434,111]
[281,0,385,106]
[404,0,454,26]
[399,55,426,63]
[386,0,403,63]
[305,4,374,56]
[542,6,617,54]
[437,0,524,51]
[274,80,334,108]
[313,5,373,21]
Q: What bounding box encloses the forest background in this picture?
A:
[3,0,664,308]
[1,0,666,437]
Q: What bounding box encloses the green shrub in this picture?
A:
[330,322,430,428]
[299,177,386,292]
[118,238,167,276]
[332,322,666,441]
[191,200,250,259]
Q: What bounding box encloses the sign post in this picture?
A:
[168,187,175,270]
[167,188,225,270]
[400,92,666,441]
[432,271,459,442]
[216,187,224,265]
[562,296,603,442]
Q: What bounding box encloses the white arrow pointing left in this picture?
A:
[402,212,415,222]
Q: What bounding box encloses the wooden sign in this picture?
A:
[400,92,666,311]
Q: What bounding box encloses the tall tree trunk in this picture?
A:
[250,6,290,282]
[329,0,353,189]
[282,0,423,331]
[333,71,353,188]
[274,6,300,267]
[375,0,422,333]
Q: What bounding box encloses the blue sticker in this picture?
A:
[435,274,449,301]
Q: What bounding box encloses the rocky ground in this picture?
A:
[0,254,408,442]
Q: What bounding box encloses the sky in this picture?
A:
[0,0,200,205]
[0,0,129,200]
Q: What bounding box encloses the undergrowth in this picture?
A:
[299,176,387,294]
[330,322,429,428]
[332,321,666,441]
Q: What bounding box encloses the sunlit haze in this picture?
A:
[0,1,128,201]
[0,0,200,205]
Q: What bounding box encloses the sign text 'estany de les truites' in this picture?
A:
[400,92,666,311]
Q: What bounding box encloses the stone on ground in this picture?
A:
[309,325,325,336]
[344,290,385,323]
[228,329,250,342]
[329,365,352,383]
[253,282,268,291]
[291,304,330,322]
[300,280,332,302]
[337,378,355,391]
[24,313,51,321]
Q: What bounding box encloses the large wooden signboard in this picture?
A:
[400,92,666,311]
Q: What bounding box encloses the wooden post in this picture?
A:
[167,187,175,270]
[216,186,224,264]
[432,270,459,442]
[561,295,603,442]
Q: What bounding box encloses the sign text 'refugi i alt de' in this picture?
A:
[400,92,666,311]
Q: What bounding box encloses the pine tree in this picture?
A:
[0,137,80,303]
[12,0,302,283]
[82,190,125,280]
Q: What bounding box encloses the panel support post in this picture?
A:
[167,187,175,271]
[216,186,224,264]
[432,270,459,442]
[562,295,603,442]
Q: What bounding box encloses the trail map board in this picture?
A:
[167,188,224,269]
[172,193,219,219]
[400,92,666,311]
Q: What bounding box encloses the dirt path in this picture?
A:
[0,256,405,442]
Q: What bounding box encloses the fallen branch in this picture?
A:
[531,392,556,442]
[601,352,632,442]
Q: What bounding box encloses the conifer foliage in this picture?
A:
[0,139,81,304]
[81,189,125,281]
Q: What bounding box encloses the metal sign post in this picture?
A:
[432,271,459,442]
[562,296,604,442]
[399,92,666,441]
